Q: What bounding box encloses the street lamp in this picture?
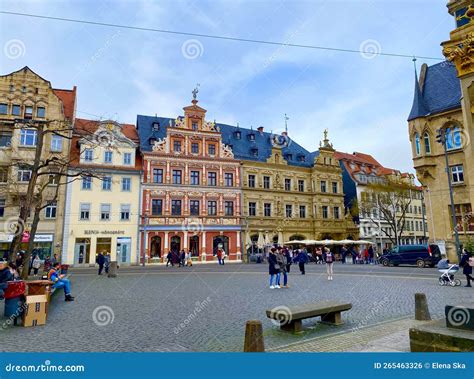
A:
[435,128,461,260]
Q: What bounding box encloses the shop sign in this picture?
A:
[84,230,126,235]
[0,233,53,243]
[117,237,131,243]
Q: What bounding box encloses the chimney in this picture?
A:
[257,126,264,134]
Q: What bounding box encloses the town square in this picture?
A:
[0,1,473,374]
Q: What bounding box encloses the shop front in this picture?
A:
[0,233,54,260]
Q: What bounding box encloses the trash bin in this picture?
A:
[4,281,26,299]
[60,264,69,275]
[4,281,26,325]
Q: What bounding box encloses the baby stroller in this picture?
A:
[438,261,461,287]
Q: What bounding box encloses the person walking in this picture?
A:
[351,246,357,264]
[216,249,223,265]
[460,249,473,287]
[31,254,41,276]
[179,250,186,267]
[298,249,308,275]
[284,248,292,274]
[341,245,347,264]
[368,245,374,264]
[166,251,173,267]
[104,252,111,274]
[325,247,335,280]
[221,249,226,265]
[276,249,289,288]
[268,248,280,289]
[97,252,105,275]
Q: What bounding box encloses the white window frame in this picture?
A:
[19,129,37,147]
[80,203,91,220]
[121,177,131,192]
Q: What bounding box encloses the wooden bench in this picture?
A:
[266,301,352,332]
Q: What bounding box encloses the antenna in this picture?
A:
[284,113,289,134]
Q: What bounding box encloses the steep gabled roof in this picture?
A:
[53,87,76,122]
[407,61,461,121]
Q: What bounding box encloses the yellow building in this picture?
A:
[0,66,76,259]
[408,0,474,261]
[62,119,141,265]
[234,129,357,259]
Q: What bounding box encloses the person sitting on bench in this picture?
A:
[48,263,74,302]
[0,260,13,300]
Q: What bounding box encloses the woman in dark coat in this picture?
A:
[460,249,473,287]
[268,248,279,289]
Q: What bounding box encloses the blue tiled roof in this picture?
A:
[407,62,461,121]
[136,115,319,167]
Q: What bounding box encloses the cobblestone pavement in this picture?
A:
[0,263,472,352]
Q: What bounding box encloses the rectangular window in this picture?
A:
[451,165,464,183]
[0,199,5,218]
[82,177,92,190]
[171,200,182,216]
[80,203,90,220]
[208,144,216,155]
[192,122,198,131]
[285,178,291,191]
[45,201,57,219]
[320,181,327,193]
[173,140,181,152]
[225,173,233,187]
[248,174,255,188]
[17,168,31,182]
[0,168,8,182]
[48,174,59,186]
[12,105,21,116]
[0,131,12,147]
[190,171,200,185]
[249,202,256,216]
[36,107,46,118]
[190,200,200,216]
[104,151,113,163]
[191,143,199,154]
[322,206,329,219]
[123,152,132,165]
[84,149,93,162]
[207,201,217,216]
[334,206,340,219]
[102,176,112,191]
[299,205,306,218]
[120,204,130,221]
[100,204,111,221]
[20,129,37,146]
[121,177,131,191]
[264,203,271,217]
[263,176,270,189]
[224,201,234,216]
[24,106,33,119]
[208,172,217,186]
[332,182,338,194]
[0,104,7,114]
[50,135,62,152]
[153,168,163,183]
[285,205,292,218]
[151,199,163,216]
[298,180,304,192]
[172,170,182,184]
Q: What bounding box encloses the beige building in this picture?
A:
[408,0,474,261]
[236,130,357,259]
[0,66,76,260]
[62,119,142,265]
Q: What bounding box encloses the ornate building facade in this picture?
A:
[336,151,427,251]
[0,67,76,259]
[137,97,242,263]
[408,0,474,261]
[62,119,142,265]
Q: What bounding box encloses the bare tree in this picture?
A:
[357,180,415,245]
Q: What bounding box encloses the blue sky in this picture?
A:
[0,0,453,174]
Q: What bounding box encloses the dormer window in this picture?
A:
[285,154,293,161]
[297,154,305,162]
[149,138,156,145]
[152,122,160,131]
[192,122,198,131]
[251,148,258,157]
[248,133,255,141]
[234,131,241,140]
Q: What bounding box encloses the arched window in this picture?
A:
[423,132,431,154]
[414,133,421,155]
[446,125,462,150]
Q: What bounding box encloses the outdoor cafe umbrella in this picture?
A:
[245,233,252,248]
[277,231,284,246]
[355,240,373,244]
[264,232,271,246]
[257,232,265,249]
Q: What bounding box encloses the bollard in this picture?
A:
[243,320,265,352]
[415,293,431,321]
[107,261,118,278]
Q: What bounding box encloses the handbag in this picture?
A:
[274,264,280,270]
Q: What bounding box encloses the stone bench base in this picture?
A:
[410,320,474,352]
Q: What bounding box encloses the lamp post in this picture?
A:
[436,128,461,260]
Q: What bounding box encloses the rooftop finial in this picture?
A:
[412,57,417,76]
[284,113,289,134]
[192,83,200,101]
